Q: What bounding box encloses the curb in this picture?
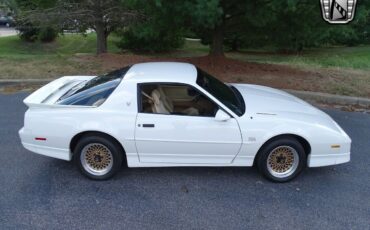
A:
[0,79,54,83]
[285,89,370,107]
[0,79,369,107]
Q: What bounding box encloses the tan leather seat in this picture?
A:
[151,89,171,114]
[158,87,174,112]
[151,87,199,116]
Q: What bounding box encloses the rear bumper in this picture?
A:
[19,128,72,161]
[307,152,350,167]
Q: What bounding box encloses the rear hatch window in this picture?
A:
[57,66,131,106]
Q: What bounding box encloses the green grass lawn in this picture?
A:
[229,46,370,70]
[0,34,369,97]
[0,33,120,58]
[0,34,121,78]
[164,39,370,70]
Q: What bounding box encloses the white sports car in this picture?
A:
[19,62,351,182]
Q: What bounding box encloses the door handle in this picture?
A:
[142,124,155,128]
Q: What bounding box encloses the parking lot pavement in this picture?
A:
[0,92,369,230]
[0,27,17,37]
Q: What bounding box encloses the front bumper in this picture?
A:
[307,152,350,167]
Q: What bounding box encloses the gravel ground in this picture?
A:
[0,93,369,230]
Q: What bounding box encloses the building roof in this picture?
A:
[124,62,198,84]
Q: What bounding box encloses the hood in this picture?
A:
[231,84,349,136]
[232,84,323,116]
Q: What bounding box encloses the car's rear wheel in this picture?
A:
[257,137,306,182]
[74,135,123,180]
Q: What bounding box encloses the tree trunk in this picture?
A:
[209,23,225,57]
[96,23,108,54]
[231,38,239,52]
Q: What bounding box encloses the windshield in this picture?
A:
[196,68,245,116]
[57,66,130,106]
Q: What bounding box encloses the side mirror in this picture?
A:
[215,109,231,121]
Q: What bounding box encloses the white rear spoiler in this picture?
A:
[23,76,96,108]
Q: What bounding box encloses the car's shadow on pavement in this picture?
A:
[50,157,262,180]
[46,156,339,186]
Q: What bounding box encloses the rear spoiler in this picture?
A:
[23,76,96,108]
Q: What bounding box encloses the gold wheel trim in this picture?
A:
[267,146,299,178]
[81,143,113,176]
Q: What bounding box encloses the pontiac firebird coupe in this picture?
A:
[19,62,351,182]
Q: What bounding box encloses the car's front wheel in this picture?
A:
[257,137,306,182]
[74,135,123,180]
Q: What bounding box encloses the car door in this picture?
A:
[134,83,242,164]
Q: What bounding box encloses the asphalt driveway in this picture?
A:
[0,27,17,37]
[0,93,369,230]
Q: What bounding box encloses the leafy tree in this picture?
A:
[261,0,370,51]
[327,1,370,46]
[118,0,270,55]
[187,0,271,56]
[117,0,186,52]
[16,0,139,54]
[57,0,139,54]
[15,0,58,42]
[190,0,370,54]
[261,0,329,52]
[12,0,370,54]
[0,0,17,15]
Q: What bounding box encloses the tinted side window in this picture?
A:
[197,68,244,116]
[139,83,218,117]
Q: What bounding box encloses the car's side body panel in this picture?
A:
[19,108,136,160]
[135,113,242,164]
[233,113,351,167]
[20,77,140,162]
[231,84,351,167]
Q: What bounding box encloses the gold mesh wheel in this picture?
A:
[80,143,113,176]
[266,146,299,178]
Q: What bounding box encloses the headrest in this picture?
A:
[151,89,161,105]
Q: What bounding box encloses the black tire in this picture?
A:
[256,137,306,183]
[74,134,123,180]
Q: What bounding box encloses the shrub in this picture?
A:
[17,23,58,43]
[39,27,58,42]
[17,22,39,42]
